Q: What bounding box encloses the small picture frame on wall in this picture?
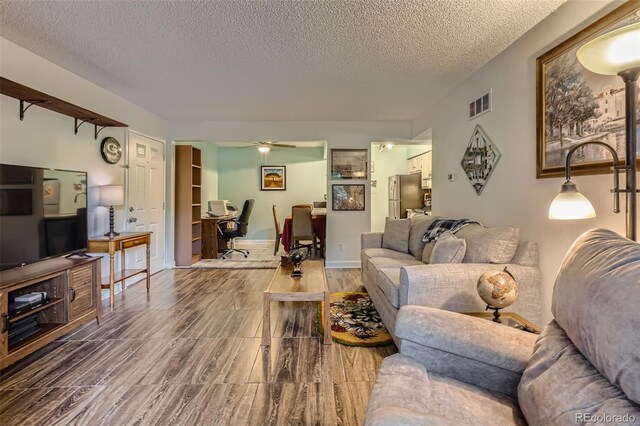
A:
[332,184,365,211]
[260,166,286,191]
[331,149,367,179]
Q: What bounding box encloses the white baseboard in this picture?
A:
[325,260,361,269]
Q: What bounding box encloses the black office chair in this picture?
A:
[217,199,255,259]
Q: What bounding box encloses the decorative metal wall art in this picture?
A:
[460,125,501,195]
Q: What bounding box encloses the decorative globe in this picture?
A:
[477,268,519,309]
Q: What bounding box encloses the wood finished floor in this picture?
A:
[0,267,396,425]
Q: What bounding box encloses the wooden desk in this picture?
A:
[262,261,331,347]
[87,232,152,311]
[201,215,235,259]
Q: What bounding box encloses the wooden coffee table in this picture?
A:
[262,260,332,346]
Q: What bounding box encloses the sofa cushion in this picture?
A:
[408,214,438,260]
[551,228,640,405]
[509,241,538,267]
[362,248,418,262]
[382,218,411,253]
[377,268,401,308]
[455,224,519,264]
[366,257,423,285]
[430,231,466,264]
[421,241,437,264]
[366,354,525,426]
[519,321,640,424]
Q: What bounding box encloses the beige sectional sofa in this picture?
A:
[361,215,541,342]
[365,228,640,425]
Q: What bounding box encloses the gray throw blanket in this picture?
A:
[422,219,480,243]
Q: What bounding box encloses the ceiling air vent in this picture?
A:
[469,90,491,120]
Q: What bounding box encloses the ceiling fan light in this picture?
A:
[258,146,271,153]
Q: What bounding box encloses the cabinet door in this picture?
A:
[423,152,432,178]
[68,264,96,321]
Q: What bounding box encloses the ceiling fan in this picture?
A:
[239,141,297,153]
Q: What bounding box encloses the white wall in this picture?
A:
[217,146,327,240]
[411,0,632,323]
[168,121,412,267]
[370,145,409,232]
[0,37,168,280]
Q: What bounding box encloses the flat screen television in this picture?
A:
[0,163,88,271]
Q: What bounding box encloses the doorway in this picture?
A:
[126,131,166,275]
[370,140,431,232]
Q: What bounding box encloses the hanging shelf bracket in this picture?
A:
[74,118,95,135]
[94,124,109,140]
[19,100,49,121]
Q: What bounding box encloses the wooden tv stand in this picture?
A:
[0,256,101,368]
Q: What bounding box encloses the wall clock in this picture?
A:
[100,137,122,164]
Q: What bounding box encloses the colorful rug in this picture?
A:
[189,259,279,269]
[319,292,394,347]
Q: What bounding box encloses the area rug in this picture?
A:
[318,292,394,347]
[190,259,279,269]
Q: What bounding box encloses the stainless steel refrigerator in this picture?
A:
[389,174,424,219]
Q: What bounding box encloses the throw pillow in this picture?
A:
[455,225,520,264]
[382,217,411,253]
[429,231,466,264]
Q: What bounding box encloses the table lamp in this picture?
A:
[99,185,124,237]
[549,22,639,240]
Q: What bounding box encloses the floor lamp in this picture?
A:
[549,22,640,241]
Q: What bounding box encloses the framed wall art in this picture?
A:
[332,184,365,211]
[260,166,286,191]
[536,2,640,178]
[331,149,367,179]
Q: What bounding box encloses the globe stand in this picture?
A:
[291,263,303,278]
[486,305,503,323]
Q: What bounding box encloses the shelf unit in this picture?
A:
[0,257,101,368]
[0,77,127,139]
[175,145,203,266]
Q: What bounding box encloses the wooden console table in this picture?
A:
[88,232,152,311]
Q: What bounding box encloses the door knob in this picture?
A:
[129,206,134,212]
[128,217,138,223]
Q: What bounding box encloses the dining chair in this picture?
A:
[291,204,317,255]
[272,205,282,256]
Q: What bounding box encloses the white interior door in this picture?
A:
[126,131,165,275]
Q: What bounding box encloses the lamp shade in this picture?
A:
[549,181,596,220]
[577,22,640,75]
[98,185,124,207]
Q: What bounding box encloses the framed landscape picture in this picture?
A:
[536,2,640,178]
[331,149,367,179]
[260,166,286,191]
[332,184,365,211]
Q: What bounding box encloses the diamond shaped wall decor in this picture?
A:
[460,125,501,195]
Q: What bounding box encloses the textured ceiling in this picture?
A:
[0,0,566,121]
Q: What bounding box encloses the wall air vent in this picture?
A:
[469,90,492,120]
